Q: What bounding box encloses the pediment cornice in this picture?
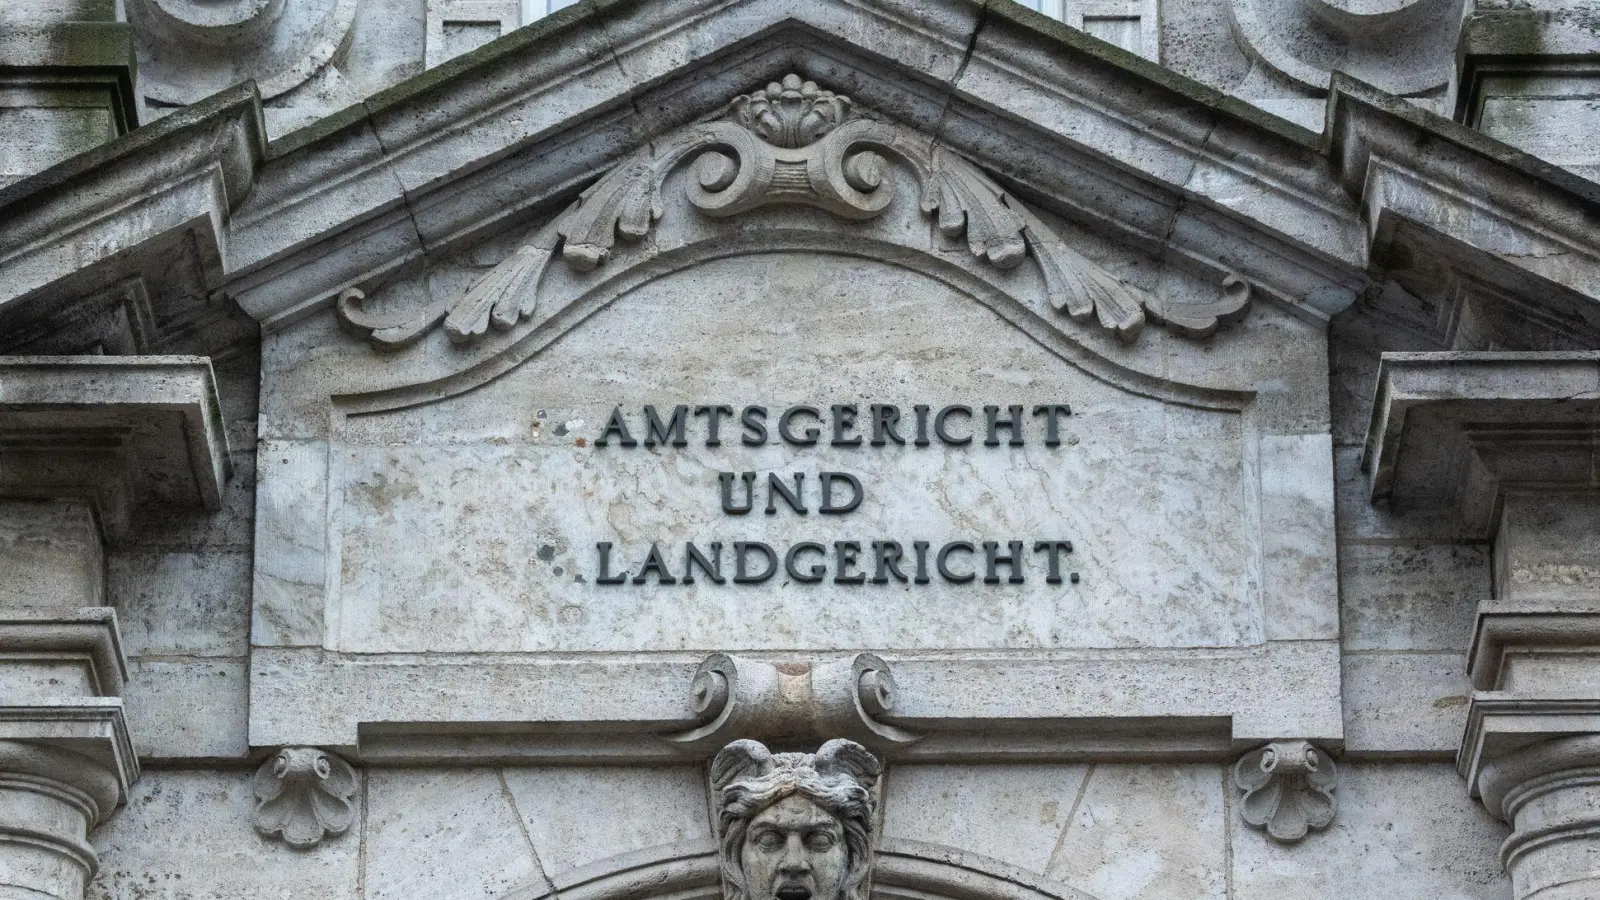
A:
[0,0,1598,352]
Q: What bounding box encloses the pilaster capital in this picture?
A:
[0,357,231,539]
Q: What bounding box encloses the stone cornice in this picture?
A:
[0,0,1598,353]
[0,607,129,696]
[0,82,266,317]
[1363,351,1600,536]
[0,357,232,533]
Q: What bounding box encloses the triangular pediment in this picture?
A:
[4,0,1600,358]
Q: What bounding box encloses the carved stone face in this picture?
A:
[739,795,849,900]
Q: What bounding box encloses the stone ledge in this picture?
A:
[0,607,128,697]
[0,699,138,799]
[0,356,232,536]
[1363,351,1600,535]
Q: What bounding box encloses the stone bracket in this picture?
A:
[252,747,358,849]
[662,653,922,754]
[0,356,233,538]
[1232,740,1338,844]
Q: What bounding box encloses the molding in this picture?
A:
[0,356,233,535]
[1362,351,1600,536]
[499,837,1103,900]
[662,653,921,754]
[1468,614,1600,692]
[251,643,1342,761]
[3,1,1600,360]
[0,607,129,697]
[0,699,138,802]
[336,75,1251,351]
[1458,695,1600,796]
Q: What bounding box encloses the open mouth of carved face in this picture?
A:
[776,884,812,900]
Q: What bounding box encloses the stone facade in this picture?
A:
[2,1,1600,898]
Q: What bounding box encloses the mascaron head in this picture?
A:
[712,739,882,900]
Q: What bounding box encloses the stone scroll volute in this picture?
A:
[712,739,883,900]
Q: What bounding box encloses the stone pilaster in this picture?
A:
[0,357,229,899]
[0,0,138,189]
[1366,351,1600,899]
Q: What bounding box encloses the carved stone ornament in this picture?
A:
[664,653,920,754]
[252,747,358,848]
[338,74,1251,351]
[1233,740,1338,843]
[712,739,882,900]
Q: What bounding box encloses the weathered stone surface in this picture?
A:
[364,768,547,900]
[884,764,1091,872]
[7,2,1600,898]
[1047,765,1226,900]
[501,766,710,876]
[1231,763,1510,899]
[89,771,362,900]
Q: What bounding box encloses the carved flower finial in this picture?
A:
[1233,740,1337,843]
[252,747,358,848]
[730,74,852,148]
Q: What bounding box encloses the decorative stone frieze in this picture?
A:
[251,747,358,849]
[1232,740,1339,843]
[712,739,882,900]
[337,74,1252,350]
[666,654,920,755]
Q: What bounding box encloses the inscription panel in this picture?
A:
[329,254,1257,653]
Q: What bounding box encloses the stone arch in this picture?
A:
[496,838,1105,900]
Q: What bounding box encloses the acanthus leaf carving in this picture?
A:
[336,74,1253,350]
[252,747,358,849]
[1233,740,1338,843]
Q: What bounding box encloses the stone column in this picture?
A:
[1477,736,1600,900]
[1365,352,1600,900]
[0,357,230,900]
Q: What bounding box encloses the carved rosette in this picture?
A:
[1233,740,1338,843]
[339,74,1251,351]
[252,747,358,848]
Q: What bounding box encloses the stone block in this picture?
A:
[1230,763,1509,899]
[364,768,547,900]
[89,770,361,900]
[252,440,329,648]
[500,766,710,877]
[1339,543,1485,652]
[1047,764,1225,900]
[1259,433,1339,641]
[883,763,1090,873]
[108,551,251,658]
[0,500,103,609]
[1342,653,1473,756]
[121,659,248,760]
